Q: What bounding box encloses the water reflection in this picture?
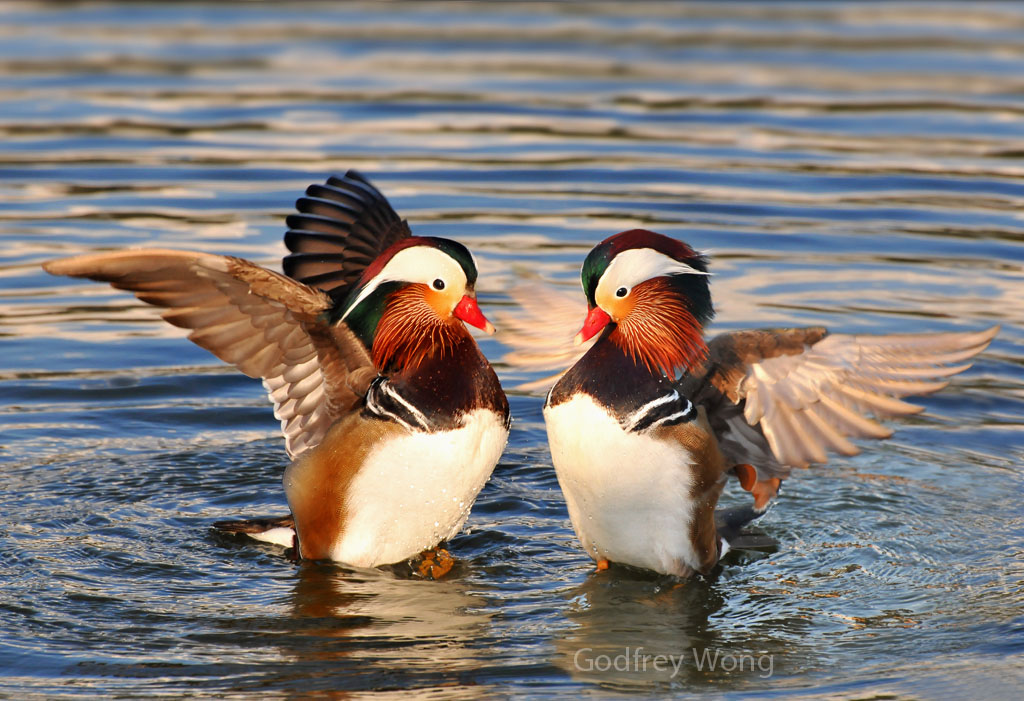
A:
[552,561,815,691]
[285,563,491,682]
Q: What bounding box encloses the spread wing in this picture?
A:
[43,249,376,458]
[283,169,412,303]
[495,280,596,392]
[698,326,999,469]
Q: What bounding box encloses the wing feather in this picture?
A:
[803,404,860,456]
[43,248,373,458]
[708,326,997,468]
[283,170,412,302]
[496,280,596,392]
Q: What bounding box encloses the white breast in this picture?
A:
[330,409,508,567]
[544,393,700,576]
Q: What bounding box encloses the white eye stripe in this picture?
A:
[341,246,466,320]
[595,247,707,304]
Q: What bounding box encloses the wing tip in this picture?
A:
[978,323,1000,347]
[949,323,1000,357]
[41,251,123,277]
[41,257,71,276]
[342,168,369,183]
[41,248,214,279]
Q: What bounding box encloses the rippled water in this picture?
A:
[3,2,1024,698]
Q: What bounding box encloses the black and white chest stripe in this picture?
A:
[365,377,434,431]
[619,389,696,433]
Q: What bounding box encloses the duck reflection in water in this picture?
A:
[280,561,492,689]
[551,551,815,690]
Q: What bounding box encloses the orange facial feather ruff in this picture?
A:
[611,277,708,377]
[372,284,462,372]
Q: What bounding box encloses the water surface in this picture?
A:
[2,2,1023,698]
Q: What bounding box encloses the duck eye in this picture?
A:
[615,286,628,298]
[432,278,446,291]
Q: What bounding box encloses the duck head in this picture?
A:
[576,229,714,377]
[339,237,494,373]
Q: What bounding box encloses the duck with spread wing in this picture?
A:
[44,171,510,576]
[500,229,996,578]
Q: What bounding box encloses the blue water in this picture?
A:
[3,2,1023,698]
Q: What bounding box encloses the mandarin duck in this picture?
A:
[500,229,996,578]
[43,171,510,574]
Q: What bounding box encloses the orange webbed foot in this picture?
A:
[734,464,782,510]
[416,548,455,580]
[595,558,610,572]
[751,477,781,510]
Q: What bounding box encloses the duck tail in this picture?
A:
[715,504,776,554]
[212,514,296,549]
